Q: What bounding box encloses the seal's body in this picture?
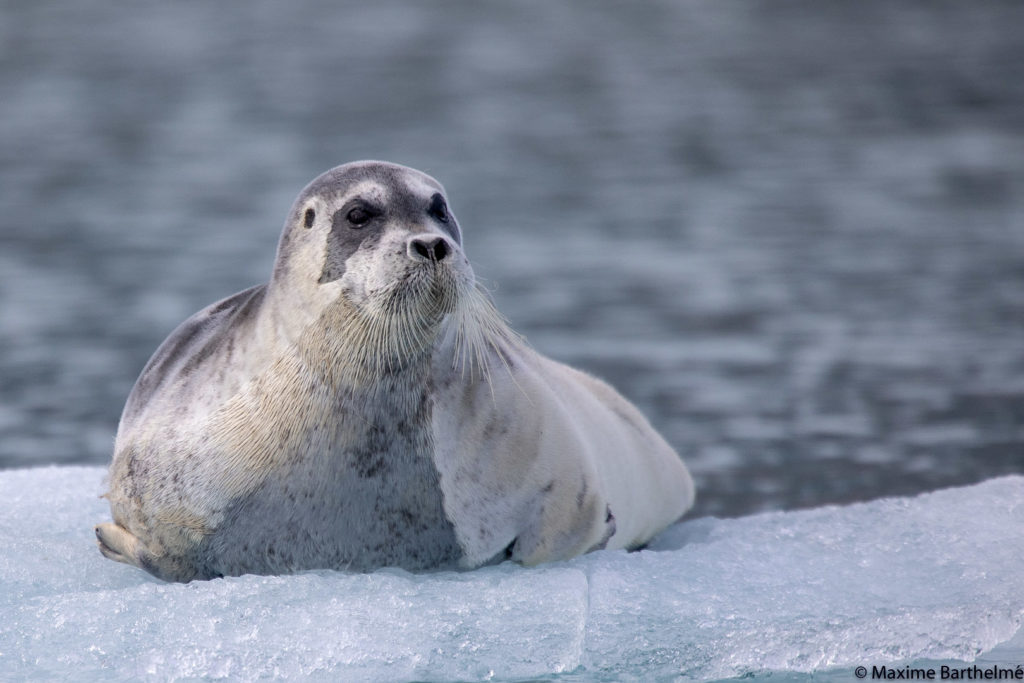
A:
[96,161,695,582]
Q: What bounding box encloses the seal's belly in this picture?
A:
[202,455,462,577]
[149,358,464,579]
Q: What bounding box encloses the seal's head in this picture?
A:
[269,161,485,377]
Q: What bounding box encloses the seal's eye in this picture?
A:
[429,194,449,223]
[303,208,316,228]
[347,207,373,227]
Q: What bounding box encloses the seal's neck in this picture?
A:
[291,299,447,391]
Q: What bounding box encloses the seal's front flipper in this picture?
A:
[95,522,148,568]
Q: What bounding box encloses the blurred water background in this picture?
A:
[1,0,1022,519]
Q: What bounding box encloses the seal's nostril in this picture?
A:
[433,239,449,261]
[413,240,432,260]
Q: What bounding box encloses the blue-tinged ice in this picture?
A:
[1,467,1022,681]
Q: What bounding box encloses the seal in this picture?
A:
[95,161,695,582]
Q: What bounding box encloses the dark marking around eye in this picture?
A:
[429,193,449,223]
[303,208,315,228]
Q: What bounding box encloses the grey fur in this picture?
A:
[119,285,266,433]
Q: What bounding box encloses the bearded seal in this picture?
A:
[95,161,695,582]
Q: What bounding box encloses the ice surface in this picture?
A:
[1,467,1022,681]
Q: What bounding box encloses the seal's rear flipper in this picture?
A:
[95,522,147,568]
[95,522,204,582]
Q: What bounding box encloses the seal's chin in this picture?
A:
[394,259,462,319]
[340,260,464,372]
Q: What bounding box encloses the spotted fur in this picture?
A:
[96,161,695,582]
